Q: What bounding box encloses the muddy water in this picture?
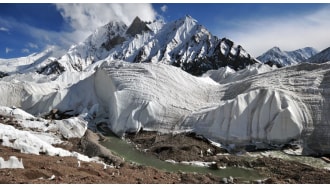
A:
[259,150,330,170]
[100,133,263,181]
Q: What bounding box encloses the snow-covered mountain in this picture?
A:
[57,15,259,75]
[0,16,259,76]
[257,47,318,67]
[0,46,66,76]
[306,47,330,64]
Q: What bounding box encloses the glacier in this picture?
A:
[1,60,330,155]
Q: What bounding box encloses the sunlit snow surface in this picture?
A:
[1,59,330,155]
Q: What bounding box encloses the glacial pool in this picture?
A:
[99,132,263,182]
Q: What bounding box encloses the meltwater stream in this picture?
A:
[100,132,263,181]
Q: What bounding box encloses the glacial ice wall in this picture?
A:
[0,71,98,116]
[93,61,330,154]
[183,88,306,145]
[1,60,330,154]
[94,61,220,135]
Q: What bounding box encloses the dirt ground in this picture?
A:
[0,142,223,184]
[1,128,330,183]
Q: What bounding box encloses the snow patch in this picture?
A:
[0,156,24,169]
[0,106,35,120]
[54,116,88,139]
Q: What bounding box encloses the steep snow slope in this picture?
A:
[59,20,128,72]
[307,47,330,64]
[257,47,318,66]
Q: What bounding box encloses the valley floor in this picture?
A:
[1,129,330,184]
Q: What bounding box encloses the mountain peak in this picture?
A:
[301,46,316,50]
[126,16,151,37]
[182,14,197,23]
[132,16,142,22]
[270,46,281,52]
[184,14,194,20]
[104,19,127,30]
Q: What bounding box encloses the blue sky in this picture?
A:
[0,3,329,58]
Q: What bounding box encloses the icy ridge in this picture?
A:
[307,47,330,64]
[0,46,65,75]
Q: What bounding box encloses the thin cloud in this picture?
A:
[161,5,168,13]
[5,47,13,54]
[0,16,66,51]
[0,27,9,32]
[22,48,30,53]
[218,5,330,56]
[27,42,38,49]
[55,3,157,44]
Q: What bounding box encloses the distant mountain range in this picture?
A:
[257,46,330,67]
[2,15,330,77]
[257,47,318,67]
